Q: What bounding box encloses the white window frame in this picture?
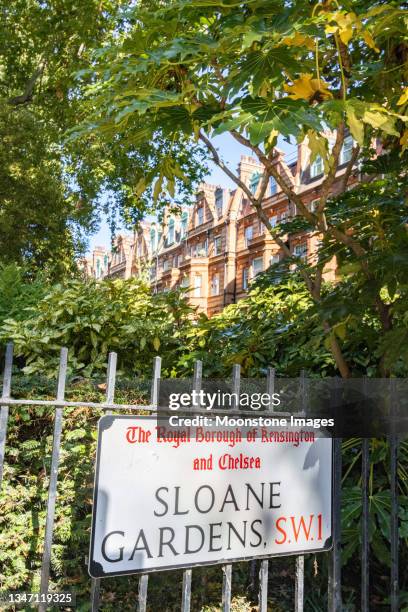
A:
[167,218,175,245]
[215,189,223,218]
[242,267,249,290]
[244,225,253,246]
[249,171,261,194]
[196,207,204,226]
[310,155,323,178]
[252,256,264,277]
[310,198,320,213]
[211,273,220,296]
[340,135,353,165]
[193,274,202,298]
[163,259,171,272]
[214,236,222,256]
[269,176,277,196]
[294,243,308,260]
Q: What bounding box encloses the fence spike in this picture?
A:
[221,364,240,611]
[257,367,275,611]
[91,351,118,611]
[137,355,162,611]
[328,379,342,611]
[390,379,399,611]
[39,348,68,611]
[0,342,13,490]
[361,377,370,612]
[294,370,306,612]
[181,360,202,611]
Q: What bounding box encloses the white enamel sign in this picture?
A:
[89,416,332,577]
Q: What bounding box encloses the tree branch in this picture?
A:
[8,64,44,106]
[339,144,360,193]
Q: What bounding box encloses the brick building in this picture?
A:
[89,137,356,316]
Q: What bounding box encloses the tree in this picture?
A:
[0,1,204,274]
[76,0,408,377]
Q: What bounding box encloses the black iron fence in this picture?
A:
[0,343,402,611]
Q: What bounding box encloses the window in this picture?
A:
[197,240,207,256]
[181,275,190,288]
[215,188,224,217]
[294,243,307,260]
[270,254,280,265]
[196,207,204,226]
[310,155,323,178]
[193,274,202,298]
[310,198,319,213]
[270,177,277,196]
[181,212,188,238]
[167,218,175,244]
[249,171,261,194]
[270,215,278,228]
[244,225,253,246]
[242,267,249,290]
[174,255,178,268]
[340,135,353,165]
[252,257,263,276]
[96,259,101,278]
[211,273,220,296]
[163,259,172,272]
[104,255,108,268]
[214,236,222,256]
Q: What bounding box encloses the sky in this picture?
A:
[87,133,297,253]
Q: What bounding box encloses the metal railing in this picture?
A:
[0,343,401,611]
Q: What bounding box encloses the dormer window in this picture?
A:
[269,177,277,196]
[245,225,253,246]
[249,171,261,194]
[340,135,353,165]
[196,206,204,226]
[310,155,323,178]
[181,212,188,238]
[215,188,224,217]
[167,218,175,245]
[150,228,157,252]
[214,236,222,256]
[252,257,264,276]
[294,243,308,260]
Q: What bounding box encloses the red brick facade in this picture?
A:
[90,139,357,316]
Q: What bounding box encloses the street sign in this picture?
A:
[89,416,332,578]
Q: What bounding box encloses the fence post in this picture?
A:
[328,378,342,611]
[181,360,202,612]
[294,370,306,612]
[328,437,342,611]
[390,378,399,612]
[361,378,370,612]
[221,364,240,612]
[0,342,13,490]
[90,352,117,612]
[39,348,68,610]
[138,356,161,612]
[258,366,275,612]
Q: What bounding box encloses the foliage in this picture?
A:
[0,264,49,328]
[0,277,195,378]
[0,107,89,278]
[75,0,408,378]
[0,0,207,274]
